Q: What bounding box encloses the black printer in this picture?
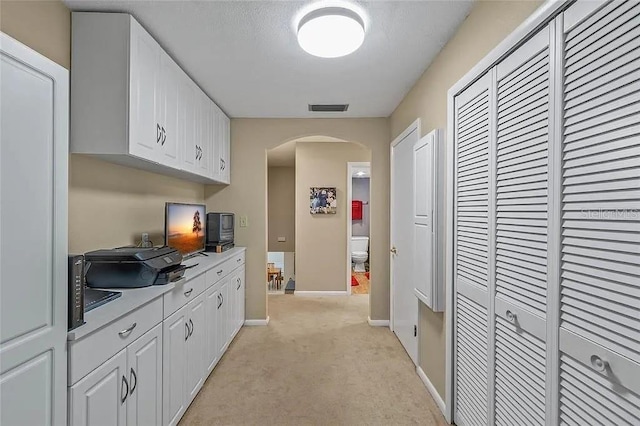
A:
[84,246,185,288]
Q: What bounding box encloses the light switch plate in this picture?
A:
[239,215,248,227]
[278,236,286,242]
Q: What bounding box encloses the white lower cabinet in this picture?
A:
[126,324,163,426]
[70,350,127,426]
[68,250,246,426]
[185,294,206,404]
[162,306,188,426]
[70,325,162,426]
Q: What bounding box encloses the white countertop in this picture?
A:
[68,247,246,341]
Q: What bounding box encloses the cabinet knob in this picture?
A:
[184,288,193,297]
[506,310,517,324]
[217,269,223,276]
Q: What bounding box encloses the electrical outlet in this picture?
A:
[239,215,248,228]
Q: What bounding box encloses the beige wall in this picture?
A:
[267,167,295,253]
[390,0,543,400]
[295,143,370,291]
[205,118,390,321]
[69,156,204,253]
[1,0,205,253]
[0,0,71,69]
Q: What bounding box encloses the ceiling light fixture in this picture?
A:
[297,7,365,58]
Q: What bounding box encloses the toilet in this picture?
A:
[351,236,369,273]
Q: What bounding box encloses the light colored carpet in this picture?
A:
[180,294,447,426]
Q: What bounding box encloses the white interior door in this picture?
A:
[391,122,419,364]
[0,33,68,426]
[413,132,434,309]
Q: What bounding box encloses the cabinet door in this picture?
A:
[126,324,162,426]
[0,34,68,426]
[210,105,222,182]
[157,53,179,168]
[217,279,230,356]
[129,19,160,163]
[220,113,231,183]
[195,93,211,177]
[186,293,206,404]
[162,306,187,426]
[69,349,127,426]
[179,79,197,173]
[234,268,245,333]
[205,285,220,374]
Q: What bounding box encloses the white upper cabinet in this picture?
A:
[71,12,231,184]
[129,20,161,163]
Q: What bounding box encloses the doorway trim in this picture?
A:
[389,119,421,333]
[346,161,371,295]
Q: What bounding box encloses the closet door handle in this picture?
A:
[189,319,194,337]
[184,288,193,297]
[505,310,517,324]
[129,368,137,395]
[590,355,609,373]
[121,375,129,404]
[185,322,190,341]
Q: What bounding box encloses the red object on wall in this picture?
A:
[352,200,363,220]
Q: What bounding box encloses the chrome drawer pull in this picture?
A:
[237,258,241,263]
[590,355,609,373]
[118,323,137,337]
[506,310,517,324]
[184,288,193,297]
[217,269,223,276]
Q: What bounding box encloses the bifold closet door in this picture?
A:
[494,25,551,426]
[558,1,640,424]
[453,73,491,426]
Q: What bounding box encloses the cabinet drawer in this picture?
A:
[205,253,245,289]
[68,297,162,385]
[163,272,206,318]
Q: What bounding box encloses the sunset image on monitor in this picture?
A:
[165,203,206,255]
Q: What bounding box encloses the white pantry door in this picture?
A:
[0,33,68,426]
[391,122,419,364]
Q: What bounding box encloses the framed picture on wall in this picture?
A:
[310,187,337,214]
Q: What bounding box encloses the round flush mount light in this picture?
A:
[297,7,365,58]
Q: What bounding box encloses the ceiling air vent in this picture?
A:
[308,104,349,112]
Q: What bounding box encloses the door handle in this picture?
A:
[161,127,166,145]
[189,319,194,337]
[121,375,129,404]
[390,247,397,255]
[217,294,222,309]
[157,124,161,143]
[221,294,224,306]
[237,278,241,290]
[185,322,190,341]
[129,368,137,395]
[506,310,517,324]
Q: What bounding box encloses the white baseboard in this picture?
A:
[416,366,446,417]
[294,291,348,296]
[244,316,270,326]
[367,317,390,327]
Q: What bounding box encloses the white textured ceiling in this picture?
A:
[64,0,474,118]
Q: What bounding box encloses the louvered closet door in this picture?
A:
[559,1,640,425]
[453,73,491,426]
[494,26,551,426]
